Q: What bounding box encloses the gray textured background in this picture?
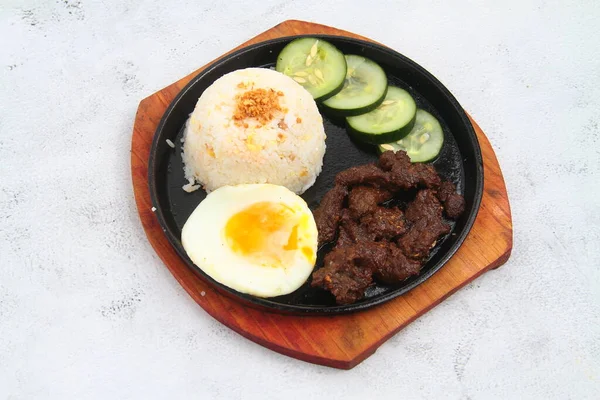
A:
[1,0,599,399]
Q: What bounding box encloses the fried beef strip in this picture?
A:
[398,190,450,259]
[311,242,422,304]
[354,242,422,284]
[378,149,411,171]
[337,210,376,247]
[312,184,347,246]
[347,185,393,219]
[335,151,442,193]
[361,206,408,241]
[379,150,441,189]
[371,244,421,284]
[335,163,392,189]
[436,181,466,219]
[338,206,407,245]
[413,163,442,189]
[380,151,465,218]
[397,217,450,259]
[311,246,374,305]
[404,189,444,223]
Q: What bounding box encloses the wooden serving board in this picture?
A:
[131,20,513,369]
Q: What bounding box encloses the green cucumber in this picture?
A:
[346,86,417,144]
[275,38,347,101]
[378,109,444,162]
[320,55,388,116]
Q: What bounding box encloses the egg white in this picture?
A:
[181,184,318,297]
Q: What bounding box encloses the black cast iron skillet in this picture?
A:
[148,35,484,315]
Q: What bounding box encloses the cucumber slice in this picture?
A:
[346,86,417,144]
[321,55,388,116]
[378,109,444,163]
[275,38,347,101]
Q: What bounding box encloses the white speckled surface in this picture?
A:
[1,0,599,398]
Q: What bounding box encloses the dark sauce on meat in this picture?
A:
[310,150,466,305]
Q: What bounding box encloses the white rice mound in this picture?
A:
[182,68,326,194]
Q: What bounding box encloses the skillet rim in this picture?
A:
[148,35,484,314]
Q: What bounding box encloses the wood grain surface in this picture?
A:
[130,20,513,369]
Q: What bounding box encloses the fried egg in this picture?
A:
[181,184,318,297]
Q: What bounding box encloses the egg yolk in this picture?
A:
[224,201,314,267]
